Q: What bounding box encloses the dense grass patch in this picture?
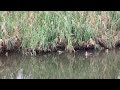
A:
[0,11,120,51]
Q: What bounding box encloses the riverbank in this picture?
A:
[0,11,120,56]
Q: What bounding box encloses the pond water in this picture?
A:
[0,50,120,79]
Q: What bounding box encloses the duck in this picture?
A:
[55,35,67,51]
[0,39,3,45]
[89,38,96,45]
[57,50,64,55]
[66,44,75,54]
[16,68,23,79]
[105,49,109,53]
[85,51,92,58]
[0,39,3,53]
[95,36,109,50]
[5,52,8,56]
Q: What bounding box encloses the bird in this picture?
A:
[95,36,109,50]
[58,50,64,55]
[16,69,23,79]
[85,51,92,58]
[5,52,8,56]
[105,49,109,53]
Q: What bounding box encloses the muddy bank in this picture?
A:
[1,35,120,56]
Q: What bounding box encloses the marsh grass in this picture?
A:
[1,11,120,51]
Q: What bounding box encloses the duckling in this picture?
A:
[55,35,67,51]
[5,52,8,56]
[89,38,96,45]
[0,39,3,45]
[29,48,36,56]
[32,49,36,56]
[105,49,109,53]
[95,36,109,50]
[16,68,23,79]
[0,39,3,53]
[58,50,64,55]
[66,45,75,54]
[85,51,92,58]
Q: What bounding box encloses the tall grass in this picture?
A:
[1,11,120,49]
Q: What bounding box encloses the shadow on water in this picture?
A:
[0,50,120,79]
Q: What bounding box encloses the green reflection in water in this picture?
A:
[0,50,120,79]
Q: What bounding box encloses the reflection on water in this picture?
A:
[0,50,120,79]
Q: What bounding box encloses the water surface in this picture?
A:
[0,50,120,79]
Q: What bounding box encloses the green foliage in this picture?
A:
[0,11,120,49]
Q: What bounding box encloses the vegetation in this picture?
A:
[1,11,120,55]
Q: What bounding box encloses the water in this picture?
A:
[0,50,120,79]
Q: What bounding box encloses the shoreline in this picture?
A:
[0,11,120,56]
[0,36,120,56]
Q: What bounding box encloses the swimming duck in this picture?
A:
[85,51,92,58]
[95,36,109,50]
[58,50,64,55]
[66,45,75,54]
[105,49,109,53]
[5,52,8,56]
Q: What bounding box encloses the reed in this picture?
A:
[0,11,120,54]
